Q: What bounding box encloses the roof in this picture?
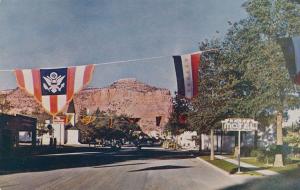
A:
[66,100,76,113]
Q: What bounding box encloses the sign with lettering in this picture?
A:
[221,118,258,131]
[53,116,66,124]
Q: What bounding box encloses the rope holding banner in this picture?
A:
[0,49,219,72]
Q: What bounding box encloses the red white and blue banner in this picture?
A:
[15,65,94,116]
[279,37,300,84]
[173,52,201,99]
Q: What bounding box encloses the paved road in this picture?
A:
[0,147,256,190]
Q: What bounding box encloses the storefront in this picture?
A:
[0,113,37,151]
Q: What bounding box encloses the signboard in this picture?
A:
[221,118,258,173]
[53,116,66,124]
[221,118,258,131]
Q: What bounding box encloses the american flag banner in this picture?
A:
[278,37,300,84]
[173,52,201,99]
[15,65,94,116]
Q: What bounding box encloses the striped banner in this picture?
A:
[15,64,94,116]
[279,37,300,84]
[173,52,201,98]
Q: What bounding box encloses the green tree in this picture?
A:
[31,107,51,136]
[77,108,142,143]
[189,39,238,159]
[0,94,12,114]
[76,108,98,143]
[165,93,192,136]
[223,0,300,166]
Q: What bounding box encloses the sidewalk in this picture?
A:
[215,155,278,176]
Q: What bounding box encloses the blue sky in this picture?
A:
[0,0,247,92]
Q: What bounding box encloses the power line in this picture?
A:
[0,49,218,72]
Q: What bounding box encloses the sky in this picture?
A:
[0,0,247,92]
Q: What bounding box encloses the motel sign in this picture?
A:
[221,118,259,173]
[221,118,258,132]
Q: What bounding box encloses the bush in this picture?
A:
[241,146,252,157]
[250,145,293,164]
[250,149,262,157]
[162,140,179,149]
[257,150,267,163]
[249,147,273,163]
[284,156,293,164]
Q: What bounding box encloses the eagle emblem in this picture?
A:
[43,72,66,93]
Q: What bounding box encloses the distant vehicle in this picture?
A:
[111,140,122,150]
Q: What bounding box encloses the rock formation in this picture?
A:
[1,78,172,135]
[74,78,172,135]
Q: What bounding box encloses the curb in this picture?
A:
[195,157,231,176]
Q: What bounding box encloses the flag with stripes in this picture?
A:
[278,37,300,84]
[15,65,94,116]
[173,52,201,99]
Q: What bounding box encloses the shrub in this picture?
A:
[250,145,293,164]
[256,150,267,163]
[241,146,252,157]
[250,149,261,157]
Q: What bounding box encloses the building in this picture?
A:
[177,131,197,149]
[0,113,37,151]
[65,125,80,145]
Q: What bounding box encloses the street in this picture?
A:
[0,147,255,190]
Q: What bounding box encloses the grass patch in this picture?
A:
[200,156,261,176]
[201,156,236,173]
[270,163,300,174]
[240,157,270,168]
[240,156,300,174]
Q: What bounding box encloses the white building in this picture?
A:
[172,110,300,152]
[39,117,80,146]
[65,125,80,145]
[52,122,65,145]
[176,130,258,153]
[283,108,300,127]
[177,131,197,149]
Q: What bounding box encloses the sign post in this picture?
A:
[221,118,258,173]
[238,130,241,173]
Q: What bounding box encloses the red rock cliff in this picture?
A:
[1,78,172,135]
[74,79,172,135]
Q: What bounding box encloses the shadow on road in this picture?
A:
[0,147,196,175]
[222,168,300,190]
[128,165,193,172]
[93,162,148,168]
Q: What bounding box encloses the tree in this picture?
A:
[0,94,12,114]
[223,0,300,166]
[189,39,238,159]
[76,108,99,143]
[94,113,141,141]
[76,108,142,143]
[31,107,51,136]
[114,115,141,141]
[191,0,300,162]
[164,93,193,149]
[284,131,300,152]
[165,93,192,135]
